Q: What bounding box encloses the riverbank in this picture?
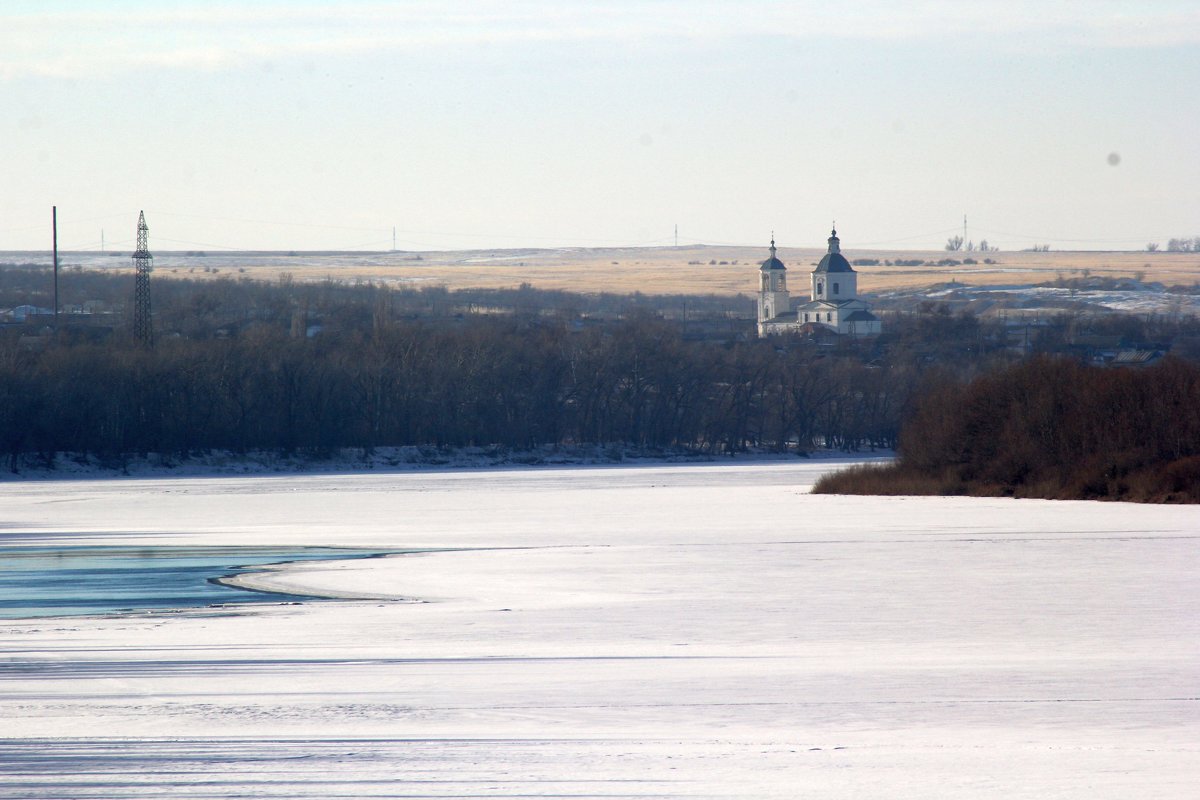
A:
[0,444,888,481]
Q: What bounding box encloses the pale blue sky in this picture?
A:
[3,1,1198,252]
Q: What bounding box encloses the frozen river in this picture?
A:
[0,461,1197,798]
[0,546,393,618]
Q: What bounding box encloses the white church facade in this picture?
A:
[757,227,881,338]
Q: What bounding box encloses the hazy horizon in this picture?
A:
[4,2,1198,253]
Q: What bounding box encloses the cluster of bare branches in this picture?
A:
[816,356,1200,502]
[0,312,914,471]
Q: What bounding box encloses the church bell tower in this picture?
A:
[757,235,789,332]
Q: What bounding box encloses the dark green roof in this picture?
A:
[814,227,854,273]
[759,238,786,271]
[814,252,854,273]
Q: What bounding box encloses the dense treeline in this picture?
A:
[0,313,917,470]
[814,356,1200,502]
[5,265,1021,471]
[7,264,1200,481]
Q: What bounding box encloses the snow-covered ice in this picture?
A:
[0,462,1197,798]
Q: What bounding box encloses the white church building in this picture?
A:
[757,227,881,338]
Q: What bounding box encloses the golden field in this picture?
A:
[66,245,1200,297]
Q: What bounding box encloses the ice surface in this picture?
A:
[0,462,1197,798]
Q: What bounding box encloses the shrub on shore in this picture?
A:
[814,356,1200,503]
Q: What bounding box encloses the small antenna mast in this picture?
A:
[52,206,59,325]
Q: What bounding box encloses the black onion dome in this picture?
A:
[760,237,786,271]
[814,252,853,273]
[814,226,854,273]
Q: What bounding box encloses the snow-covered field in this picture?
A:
[898,281,1200,316]
[1,462,1197,798]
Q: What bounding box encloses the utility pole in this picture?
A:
[674,224,678,248]
[52,206,59,325]
[132,210,153,347]
[392,226,396,252]
[964,214,968,247]
[101,229,105,252]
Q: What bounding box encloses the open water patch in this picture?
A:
[0,546,393,619]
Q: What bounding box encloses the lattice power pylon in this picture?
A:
[132,210,153,346]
